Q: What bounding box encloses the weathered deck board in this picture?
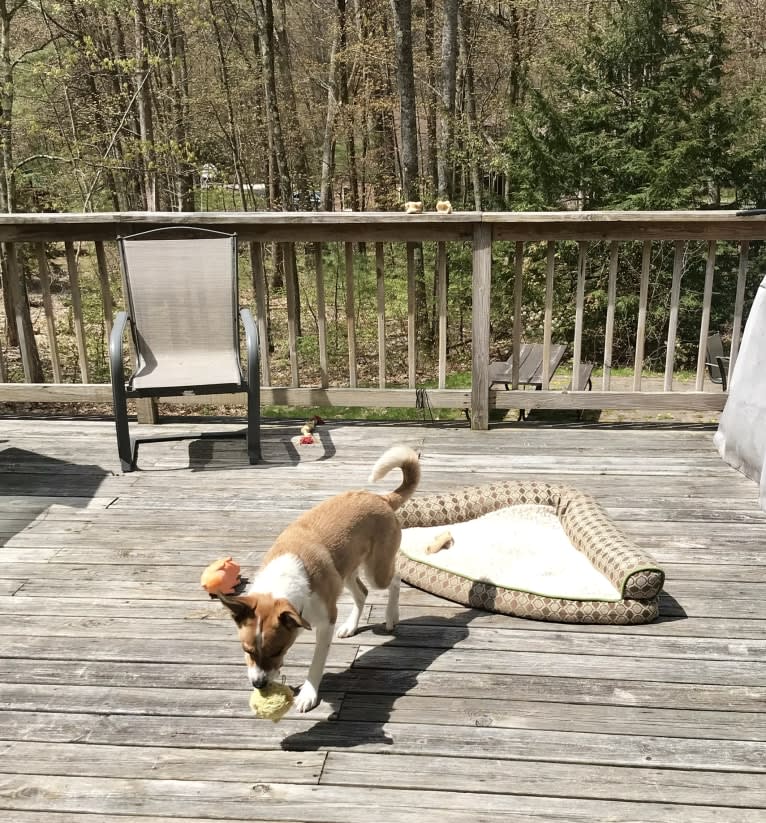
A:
[321,751,766,807]
[0,417,764,822]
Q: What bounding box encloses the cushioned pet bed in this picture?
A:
[396,481,664,624]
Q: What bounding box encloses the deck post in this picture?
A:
[471,223,492,430]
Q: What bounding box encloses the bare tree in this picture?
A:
[424,0,437,196]
[319,32,339,210]
[252,0,293,208]
[133,0,158,210]
[274,0,312,204]
[162,3,194,210]
[390,0,419,200]
[438,0,459,199]
[209,0,252,209]
[0,0,43,380]
[458,2,481,210]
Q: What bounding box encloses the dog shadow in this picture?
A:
[280,606,483,751]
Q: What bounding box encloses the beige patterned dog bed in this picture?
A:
[396,481,664,624]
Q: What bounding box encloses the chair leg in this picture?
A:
[241,307,262,464]
[109,311,135,472]
[246,379,262,464]
[112,382,135,472]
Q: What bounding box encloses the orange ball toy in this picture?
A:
[200,556,241,596]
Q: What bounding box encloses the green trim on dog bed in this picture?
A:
[396,481,664,625]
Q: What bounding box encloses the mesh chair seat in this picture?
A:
[131,350,243,392]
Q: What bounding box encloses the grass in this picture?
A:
[261,403,467,423]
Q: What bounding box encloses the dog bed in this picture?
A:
[396,481,664,624]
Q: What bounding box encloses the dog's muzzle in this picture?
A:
[248,665,271,689]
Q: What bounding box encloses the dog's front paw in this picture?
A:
[294,681,320,713]
[335,621,358,639]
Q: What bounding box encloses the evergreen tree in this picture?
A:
[503,0,752,210]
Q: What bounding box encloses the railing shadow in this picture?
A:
[0,445,110,549]
[182,419,337,471]
[281,602,485,752]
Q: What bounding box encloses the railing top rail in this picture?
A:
[483,210,766,240]
[0,210,765,242]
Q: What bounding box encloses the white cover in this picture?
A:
[713,275,766,512]
[400,504,622,601]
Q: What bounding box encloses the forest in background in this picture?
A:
[2,0,765,214]
[1,0,765,387]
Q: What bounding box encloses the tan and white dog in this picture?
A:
[219,445,420,713]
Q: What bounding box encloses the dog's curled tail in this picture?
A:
[368,445,421,511]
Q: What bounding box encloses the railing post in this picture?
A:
[406,242,416,389]
[3,243,38,382]
[376,243,387,389]
[664,240,684,391]
[471,223,491,430]
[730,241,749,373]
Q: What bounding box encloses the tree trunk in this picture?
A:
[133,0,158,210]
[390,0,419,200]
[319,36,339,211]
[0,0,15,216]
[438,0,459,199]
[391,0,427,345]
[336,0,359,211]
[109,9,144,209]
[459,5,481,210]
[252,0,298,328]
[274,0,311,205]
[252,0,292,209]
[0,1,43,379]
[163,4,194,211]
[369,12,398,210]
[424,0,438,197]
[209,0,250,210]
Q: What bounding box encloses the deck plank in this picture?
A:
[0,774,756,822]
[0,418,764,822]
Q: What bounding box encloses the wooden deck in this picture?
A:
[0,415,764,821]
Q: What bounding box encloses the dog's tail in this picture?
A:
[368,445,421,510]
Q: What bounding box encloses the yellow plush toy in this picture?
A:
[249,682,294,722]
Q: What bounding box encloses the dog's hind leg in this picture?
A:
[385,573,400,632]
[336,576,368,638]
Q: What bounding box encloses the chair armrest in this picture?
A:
[240,308,262,463]
[109,311,129,386]
[240,308,260,381]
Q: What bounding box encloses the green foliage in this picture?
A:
[502,0,762,210]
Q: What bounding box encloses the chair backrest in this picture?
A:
[706,332,725,383]
[119,227,239,376]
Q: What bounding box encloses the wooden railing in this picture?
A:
[0,211,764,430]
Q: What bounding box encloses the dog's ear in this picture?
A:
[217,593,257,625]
[277,601,311,631]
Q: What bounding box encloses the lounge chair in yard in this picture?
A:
[488,342,567,390]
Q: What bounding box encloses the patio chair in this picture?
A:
[109,226,261,472]
[705,332,730,391]
[488,342,567,390]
